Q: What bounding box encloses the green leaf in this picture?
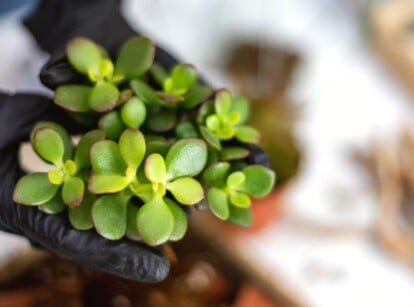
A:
[164,198,187,241]
[55,85,91,112]
[146,110,176,132]
[74,130,105,170]
[146,141,170,157]
[219,147,250,161]
[144,153,166,183]
[215,89,232,118]
[117,89,134,106]
[235,126,261,144]
[90,140,128,175]
[136,197,174,246]
[62,176,84,207]
[120,97,146,128]
[98,111,125,140]
[228,206,252,227]
[150,63,168,85]
[40,191,65,214]
[119,128,146,172]
[175,122,198,139]
[227,171,245,188]
[182,84,212,109]
[92,194,128,240]
[164,64,197,95]
[199,126,221,150]
[167,177,204,205]
[202,162,230,184]
[115,37,155,79]
[126,203,140,239]
[48,169,64,185]
[130,80,164,105]
[66,37,102,75]
[207,187,229,220]
[99,58,114,79]
[229,191,251,208]
[165,138,207,180]
[231,96,250,124]
[238,165,275,197]
[88,82,119,112]
[32,128,64,166]
[197,101,214,124]
[88,174,130,194]
[68,192,95,230]
[13,173,59,205]
[31,122,73,161]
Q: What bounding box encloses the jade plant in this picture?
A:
[13,36,275,246]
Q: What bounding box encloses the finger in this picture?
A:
[0,147,169,282]
[0,93,88,149]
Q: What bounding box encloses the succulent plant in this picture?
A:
[13,36,275,246]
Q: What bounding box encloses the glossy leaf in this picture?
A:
[235,126,261,144]
[167,177,204,205]
[164,64,197,95]
[40,191,65,214]
[182,84,212,109]
[199,126,221,150]
[165,198,187,241]
[126,203,140,239]
[238,165,275,197]
[231,96,249,124]
[165,138,207,180]
[115,37,155,79]
[130,80,164,105]
[48,169,64,185]
[146,110,176,132]
[146,141,169,157]
[215,90,232,118]
[145,154,166,183]
[227,171,245,188]
[229,191,251,208]
[88,174,130,194]
[219,147,250,161]
[228,206,252,227]
[98,111,125,140]
[32,128,64,167]
[31,122,73,161]
[175,122,198,139]
[119,128,146,172]
[74,130,105,170]
[67,37,102,74]
[207,187,229,220]
[90,140,128,175]
[136,197,174,246]
[120,97,146,128]
[202,162,230,184]
[88,82,119,112]
[68,192,95,230]
[62,176,84,207]
[55,85,91,112]
[99,58,114,79]
[150,63,168,85]
[92,194,128,240]
[13,173,59,205]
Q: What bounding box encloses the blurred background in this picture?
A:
[2,0,414,306]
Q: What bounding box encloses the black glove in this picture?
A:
[0,93,169,282]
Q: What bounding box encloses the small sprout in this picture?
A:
[163,64,197,96]
[120,97,146,129]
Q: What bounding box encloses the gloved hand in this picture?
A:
[0,93,169,282]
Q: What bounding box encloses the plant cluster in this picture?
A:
[13,36,275,246]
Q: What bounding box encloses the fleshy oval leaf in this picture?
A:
[175,122,198,139]
[62,176,84,207]
[146,110,177,132]
[229,191,251,208]
[199,126,221,150]
[182,84,212,109]
[55,85,91,112]
[167,177,204,205]
[88,82,119,112]
[130,80,164,105]
[235,126,261,144]
[136,198,174,246]
[33,128,64,166]
[238,165,275,197]
[215,89,232,118]
[13,173,59,206]
[126,203,140,239]
[145,153,166,183]
[115,37,155,79]
[67,37,102,74]
[92,193,128,240]
[90,140,128,175]
[88,174,130,194]
[98,111,125,140]
[219,147,250,161]
[40,191,65,214]
[228,206,252,227]
[231,96,250,124]
[207,187,229,220]
[69,192,95,230]
[202,162,230,184]
[119,128,146,171]
[164,198,188,241]
[74,130,105,170]
[120,97,146,129]
[165,138,207,180]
